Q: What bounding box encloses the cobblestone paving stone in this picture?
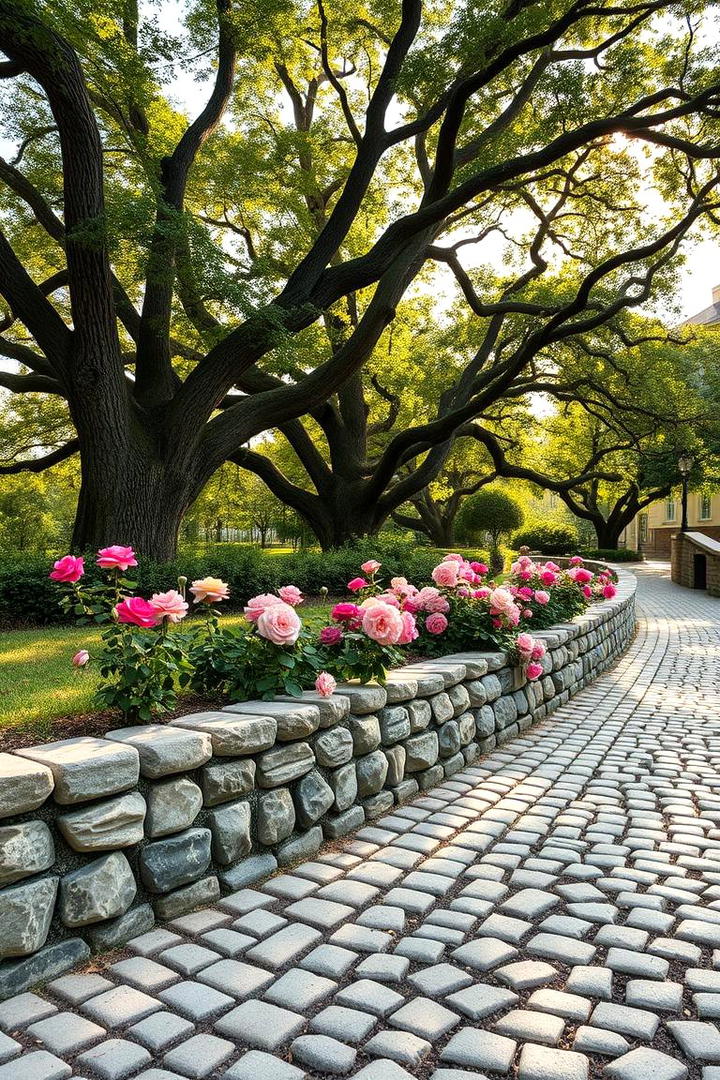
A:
[5,563,720,1079]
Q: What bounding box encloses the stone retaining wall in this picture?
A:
[0,565,636,999]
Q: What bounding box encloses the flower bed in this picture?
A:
[0,559,635,1000]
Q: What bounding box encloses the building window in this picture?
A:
[639,513,648,543]
[666,499,676,522]
[700,494,712,521]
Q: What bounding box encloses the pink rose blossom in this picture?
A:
[458,562,475,581]
[570,555,584,566]
[517,586,534,600]
[319,625,343,646]
[279,585,303,606]
[582,584,593,598]
[332,602,361,624]
[425,612,448,635]
[572,567,594,584]
[72,649,89,667]
[443,553,465,563]
[531,640,547,660]
[432,562,459,588]
[244,593,282,622]
[545,562,561,572]
[256,601,302,646]
[471,562,489,575]
[398,611,419,645]
[315,671,337,698]
[540,570,557,586]
[473,586,492,599]
[426,594,450,614]
[115,596,159,628]
[523,608,533,617]
[402,598,420,614]
[190,576,230,603]
[526,662,543,680]
[534,590,550,605]
[376,592,400,608]
[457,586,471,598]
[150,589,189,623]
[97,545,137,571]
[347,577,367,592]
[506,607,521,626]
[516,632,535,657]
[361,560,381,575]
[603,583,617,599]
[50,555,85,583]
[488,588,517,615]
[361,601,404,646]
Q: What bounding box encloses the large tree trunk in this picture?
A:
[593,520,624,550]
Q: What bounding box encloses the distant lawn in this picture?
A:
[0,605,331,742]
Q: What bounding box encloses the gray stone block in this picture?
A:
[384,745,406,786]
[379,707,411,746]
[104,724,212,777]
[256,742,315,787]
[219,852,277,890]
[86,903,155,950]
[405,732,439,772]
[0,754,54,819]
[363,790,395,818]
[14,737,139,805]
[0,820,54,886]
[456,712,475,746]
[173,711,277,756]
[225,700,320,740]
[448,683,470,716]
[208,800,251,865]
[154,874,220,919]
[493,695,518,729]
[0,938,90,1001]
[406,699,432,732]
[334,684,387,714]
[384,676,419,703]
[466,679,488,707]
[60,851,136,927]
[276,690,351,727]
[443,751,465,777]
[329,763,357,812]
[474,705,496,737]
[277,826,323,866]
[295,770,335,827]
[438,719,461,759]
[258,787,296,844]
[0,874,58,957]
[139,828,212,894]
[393,779,419,803]
[481,674,502,701]
[348,715,381,754]
[314,727,354,767]
[324,806,365,838]
[57,792,146,852]
[146,777,203,837]
[429,692,454,723]
[356,750,389,797]
[201,759,256,806]
[418,764,445,790]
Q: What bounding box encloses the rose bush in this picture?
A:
[52,546,615,719]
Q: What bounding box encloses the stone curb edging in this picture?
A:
[0,565,636,999]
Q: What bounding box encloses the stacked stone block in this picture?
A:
[0,565,636,998]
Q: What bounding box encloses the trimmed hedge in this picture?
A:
[580,548,643,562]
[0,539,490,629]
[512,522,579,554]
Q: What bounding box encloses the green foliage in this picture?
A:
[94,624,193,721]
[190,623,325,701]
[456,489,524,548]
[513,522,579,555]
[581,548,642,562]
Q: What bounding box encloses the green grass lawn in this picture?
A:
[0,605,331,742]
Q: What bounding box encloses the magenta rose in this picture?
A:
[50,555,85,583]
[115,596,159,628]
[244,593,282,622]
[526,661,543,680]
[471,561,489,575]
[431,562,459,588]
[570,555,584,566]
[278,585,303,606]
[517,586,534,600]
[149,589,188,623]
[539,569,556,586]
[573,567,593,584]
[582,584,593,598]
[319,625,343,646]
[425,612,448,635]
[347,577,367,592]
[315,671,337,698]
[256,601,302,646]
[97,545,138,571]
[602,583,617,599]
[332,602,361,624]
[361,601,404,646]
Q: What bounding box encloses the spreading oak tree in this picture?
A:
[1,0,720,556]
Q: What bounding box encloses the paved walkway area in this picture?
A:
[3,563,720,1080]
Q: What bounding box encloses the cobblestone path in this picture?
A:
[4,563,720,1080]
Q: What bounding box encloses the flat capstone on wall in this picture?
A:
[0,565,636,999]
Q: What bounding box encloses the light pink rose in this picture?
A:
[361,601,404,646]
[534,590,550,605]
[97,545,137,571]
[416,586,441,610]
[507,606,520,626]
[443,552,465,563]
[426,594,450,614]
[523,608,533,617]
[190,576,230,603]
[531,640,546,660]
[398,610,418,645]
[516,632,535,657]
[545,561,561,572]
[256,601,302,646]
[315,671,337,698]
[278,585,303,606]
[150,589,188,623]
[488,588,516,615]
[244,593,282,622]
[361,560,381,575]
[115,596,159,628]
[425,612,448,635]
[526,662,543,680]
[603,583,617,599]
[432,562,459,588]
[50,555,85,583]
[72,649,89,667]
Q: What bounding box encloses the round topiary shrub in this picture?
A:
[512,521,579,555]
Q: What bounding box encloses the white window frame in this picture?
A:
[665,498,676,522]
[700,494,712,521]
[639,513,648,543]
